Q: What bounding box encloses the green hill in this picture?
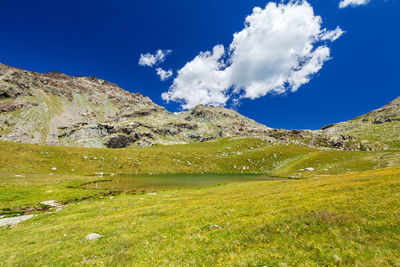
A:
[322,96,400,149]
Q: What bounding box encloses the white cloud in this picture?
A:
[156,68,173,81]
[138,49,172,67]
[162,45,231,109]
[162,1,343,109]
[339,0,369,8]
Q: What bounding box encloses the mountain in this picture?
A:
[0,63,396,150]
[0,63,272,148]
[321,96,400,149]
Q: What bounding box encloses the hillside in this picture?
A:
[0,63,397,150]
[0,63,272,148]
[321,96,400,149]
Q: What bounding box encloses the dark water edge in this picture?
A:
[84,173,286,193]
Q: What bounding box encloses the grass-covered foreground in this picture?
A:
[0,166,399,265]
[1,138,400,265]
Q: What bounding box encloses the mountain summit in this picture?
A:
[0,63,272,148]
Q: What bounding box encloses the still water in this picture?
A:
[84,174,284,192]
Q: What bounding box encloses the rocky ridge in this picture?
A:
[0,63,273,148]
[0,63,396,150]
[321,96,400,149]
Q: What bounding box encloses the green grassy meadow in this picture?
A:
[1,138,400,266]
[1,138,399,212]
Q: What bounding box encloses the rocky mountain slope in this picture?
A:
[0,63,396,150]
[0,63,273,148]
[321,96,400,149]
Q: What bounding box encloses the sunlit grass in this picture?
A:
[1,138,397,177]
[1,138,399,212]
[0,173,108,211]
[1,166,399,265]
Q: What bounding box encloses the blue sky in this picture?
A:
[0,0,398,129]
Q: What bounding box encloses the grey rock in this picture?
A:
[0,214,34,227]
[40,200,62,207]
[85,233,102,240]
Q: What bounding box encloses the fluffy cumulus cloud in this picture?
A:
[162,45,231,109]
[156,68,173,81]
[162,1,344,109]
[339,0,369,8]
[138,49,172,67]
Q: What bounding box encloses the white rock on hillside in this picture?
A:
[0,214,34,227]
[85,233,102,240]
[40,200,62,207]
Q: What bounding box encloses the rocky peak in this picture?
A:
[381,96,400,109]
[359,96,400,123]
[0,63,162,109]
[189,105,240,120]
[319,96,399,150]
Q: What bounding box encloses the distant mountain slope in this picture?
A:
[321,96,400,149]
[0,62,395,150]
[0,63,272,148]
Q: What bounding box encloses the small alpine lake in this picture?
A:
[84,174,286,192]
